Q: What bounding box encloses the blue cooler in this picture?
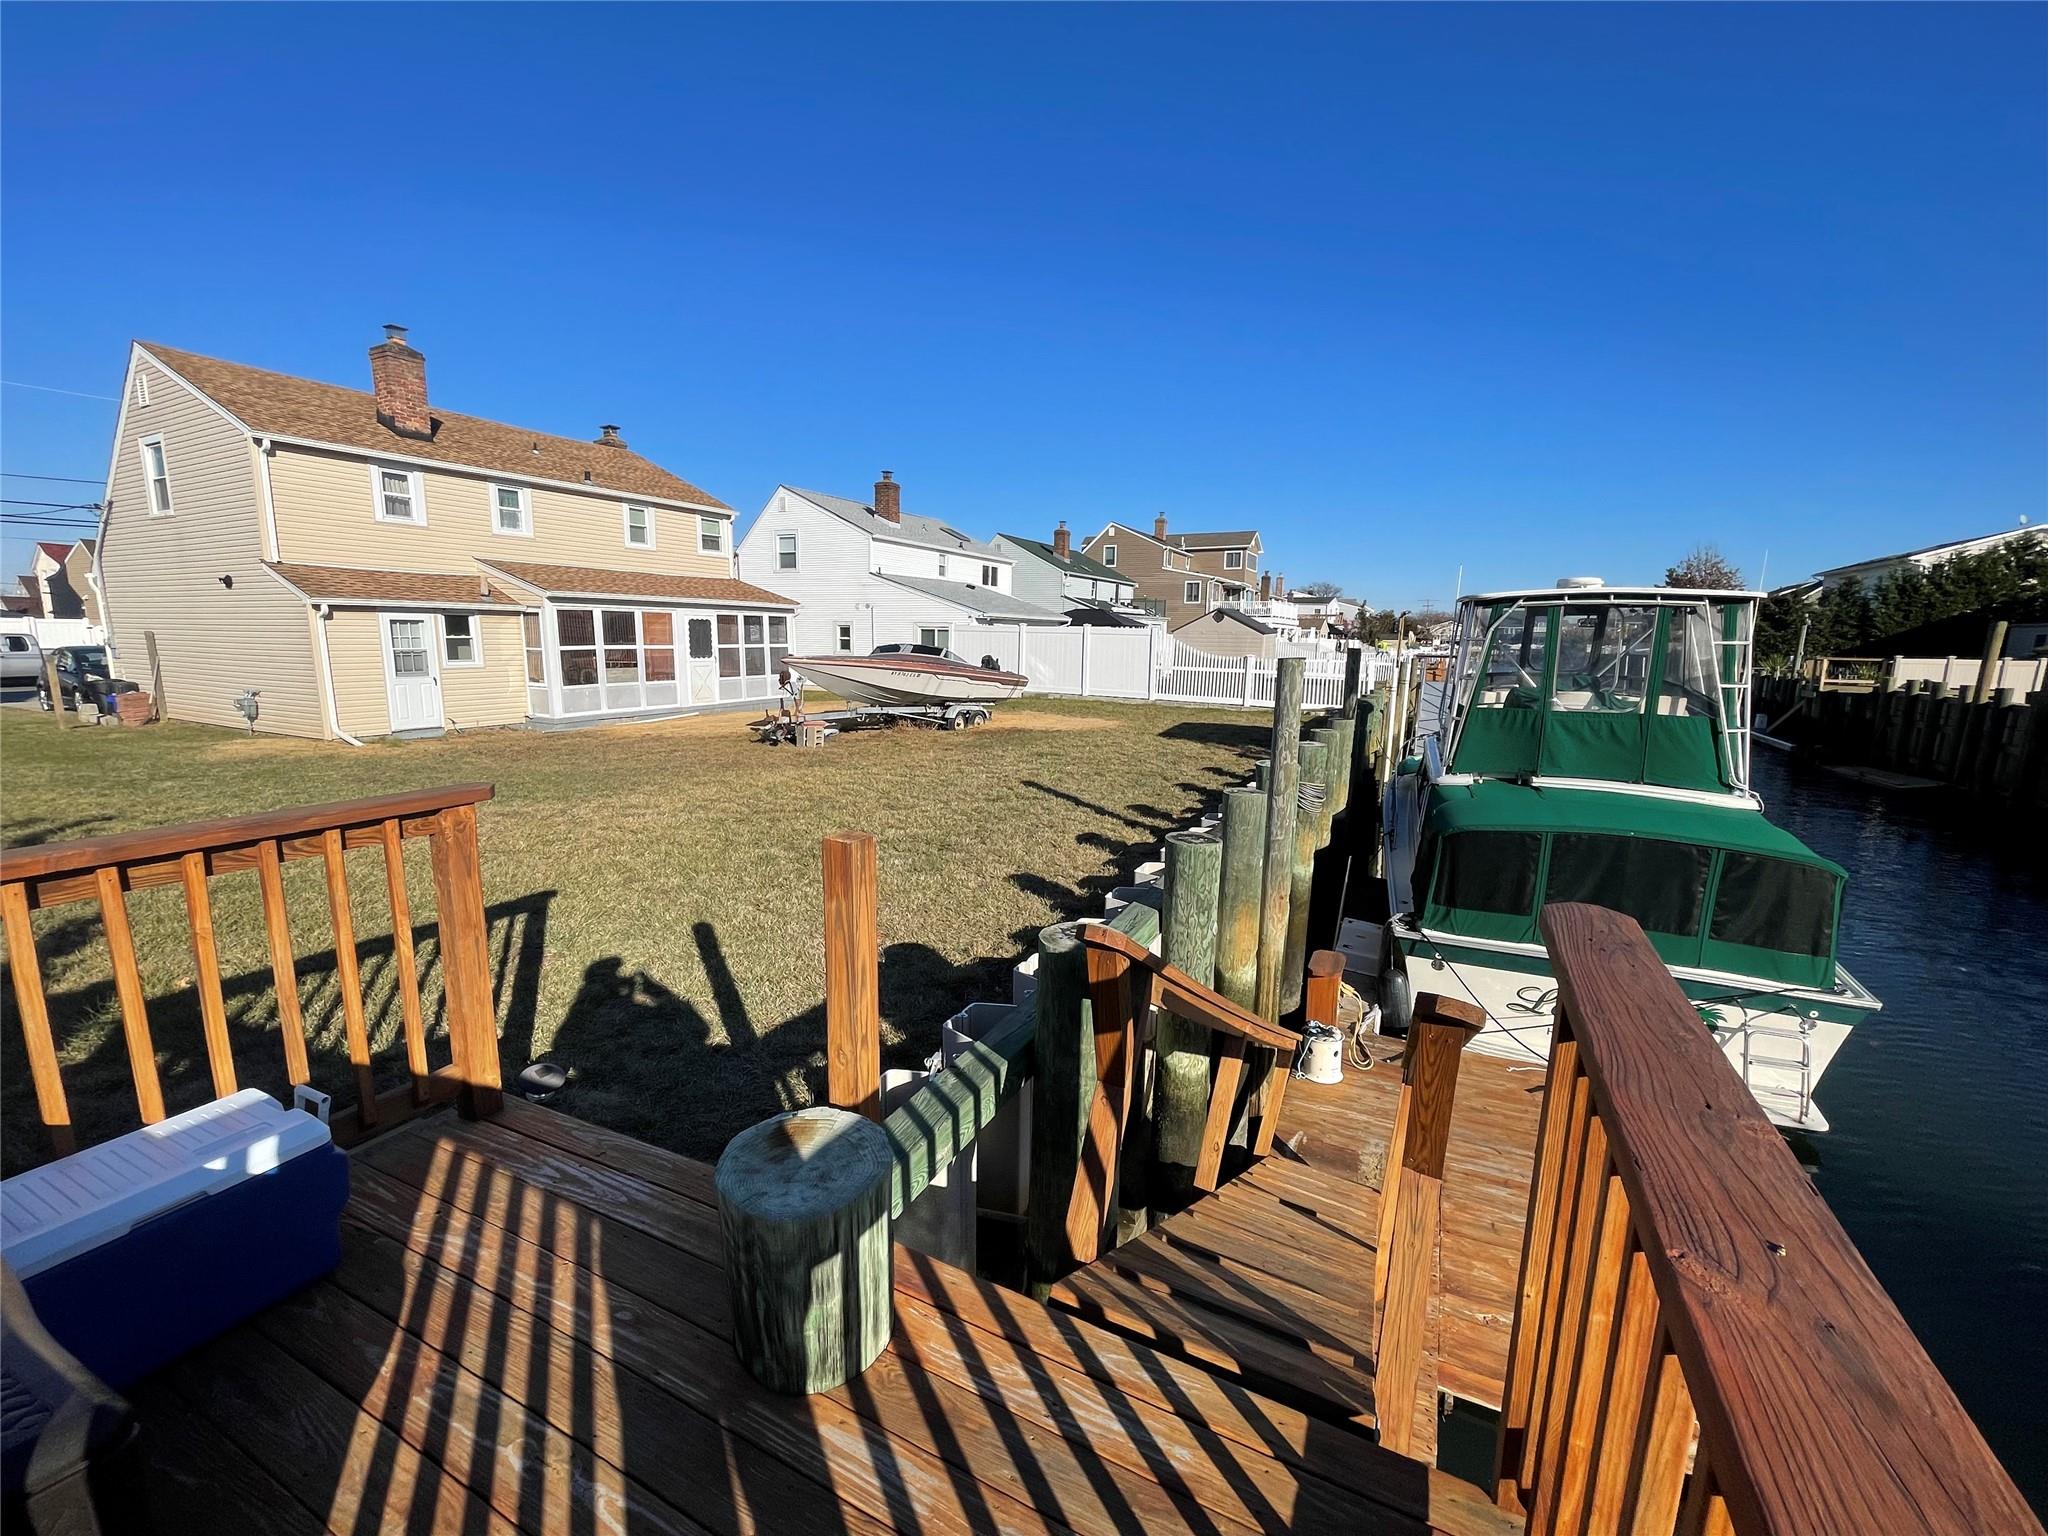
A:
[0,1089,350,1388]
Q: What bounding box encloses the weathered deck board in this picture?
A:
[134,1099,1502,1535]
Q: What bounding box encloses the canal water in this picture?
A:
[1753,751,2048,1512]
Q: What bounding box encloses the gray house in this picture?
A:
[991,522,1151,626]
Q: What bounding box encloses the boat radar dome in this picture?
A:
[1555,575,1606,590]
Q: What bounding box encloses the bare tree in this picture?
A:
[1664,545,1746,589]
[1297,579,1344,601]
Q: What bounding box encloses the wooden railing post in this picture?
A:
[1371,991,1483,1457]
[429,802,501,1120]
[822,830,881,1122]
[1155,829,1222,1215]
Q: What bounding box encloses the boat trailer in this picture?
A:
[750,700,997,746]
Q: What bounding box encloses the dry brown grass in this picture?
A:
[0,697,1265,1170]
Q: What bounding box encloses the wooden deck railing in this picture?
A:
[1,785,504,1157]
[1494,903,2041,1536]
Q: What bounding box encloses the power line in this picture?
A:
[1,471,105,484]
[1,498,103,510]
[0,379,118,402]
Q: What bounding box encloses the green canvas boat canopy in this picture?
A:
[1415,780,1847,991]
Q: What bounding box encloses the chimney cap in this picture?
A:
[381,323,409,346]
[879,469,894,482]
[596,423,625,447]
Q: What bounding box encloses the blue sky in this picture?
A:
[3,3,2042,608]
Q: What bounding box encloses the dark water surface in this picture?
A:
[1753,752,2048,1513]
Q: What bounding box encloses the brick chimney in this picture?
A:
[874,470,901,523]
[1153,512,1168,540]
[1053,520,1071,559]
[595,424,626,448]
[369,324,432,440]
[1260,571,1272,601]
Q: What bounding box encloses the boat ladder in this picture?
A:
[1735,1018,1814,1126]
[1717,626,1756,790]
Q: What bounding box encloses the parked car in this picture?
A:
[36,646,135,714]
[0,631,42,685]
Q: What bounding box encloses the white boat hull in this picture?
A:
[788,655,1028,708]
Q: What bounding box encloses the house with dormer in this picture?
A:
[97,327,795,738]
[737,475,1067,660]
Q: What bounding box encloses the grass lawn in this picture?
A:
[0,697,1265,1172]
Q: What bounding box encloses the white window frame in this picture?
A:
[138,435,173,516]
[1184,579,1203,605]
[133,373,150,407]
[775,530,799,571]
[836,623,854,652]
[937,554,949,578]
[1225,550,1243,570]
[697,515,723,554]
[919,625,952,652]
[371,463,426,526]
[980,563,999,586]
[491,483,532,538]
[1102,544,1117,567]
[441,612,484,668]
[624,504,656,549]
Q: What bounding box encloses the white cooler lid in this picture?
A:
[0,1089,333,1280]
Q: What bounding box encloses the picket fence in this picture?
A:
[969,623,1386,709]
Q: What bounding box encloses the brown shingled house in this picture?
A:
[99,328,793,738]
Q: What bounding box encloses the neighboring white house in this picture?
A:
[736,473,1068,660]
[1812,526,2039,592]
[991,522,1152,625]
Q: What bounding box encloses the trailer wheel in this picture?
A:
[949,712,970,731]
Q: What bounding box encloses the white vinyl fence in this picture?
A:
[972,624,1388,709]
[0,616,105,649]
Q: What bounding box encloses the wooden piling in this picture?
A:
[1214,786,1265,1010]
[1329,711,1357,817]
[1971,621,2009,705]
[43,654,70,729]
[1026,921,1090,1298]
[1309,725,1342,847]
[716,1107,894,1394]
[1155,829,1223,1215]
[1254,657,1305,1022]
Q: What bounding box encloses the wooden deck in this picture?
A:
[1043,1028,1542,1462]
[132,1095,1515,1536]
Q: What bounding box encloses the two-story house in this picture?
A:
[1079,516,1263,627]
[26,540,103,626]
[736,476,1066,659]
[98,328,794,739]
[990,522,1150,626]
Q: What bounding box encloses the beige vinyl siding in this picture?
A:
[324,608,530,737]
[324,610,390,737]
[102,354,326,737]
[440,612,528,728]
[269,445,734,578]
[1169,611,1278,661]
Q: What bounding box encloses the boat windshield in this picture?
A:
[869,644,977,666]
[1445,594,1753,794]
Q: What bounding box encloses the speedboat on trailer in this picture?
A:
[784,645,1029,707]
[1378,578,1880,1134]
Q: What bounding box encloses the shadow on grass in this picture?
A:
[1157,719,1269,751]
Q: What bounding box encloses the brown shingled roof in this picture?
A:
[143,342,730,510]
[266,563,528,608]
[477,559,793,607]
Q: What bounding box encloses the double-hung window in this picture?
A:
[919,626,952,652]
[937,554,949,578]
[492,484,531,537]
[836,623,854,652]
[1184,579,1203,605]
[374,465,423,524]
[776,532,798,571]
[442,613,482,666]
[1225,550,1243,570]
[1102,544,1117,567]
[697,515,723,554]
[139,436,173,515]
[624,505,655,548]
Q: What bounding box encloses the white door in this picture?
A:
[381,612,442,731]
